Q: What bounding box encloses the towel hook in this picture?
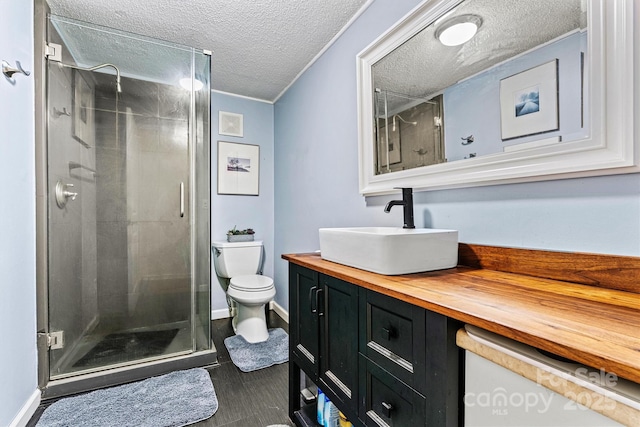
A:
[461,135,474,145]
[2,60,31,81]
[53,107,71,117]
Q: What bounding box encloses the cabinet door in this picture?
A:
[289,264,320,378]
[319,274,359,416]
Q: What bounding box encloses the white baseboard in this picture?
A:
[10,388,40,427]
[211,308,231,320]
[269,300,289,323]
[211,302,288,323]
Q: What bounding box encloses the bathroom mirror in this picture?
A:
[357,0,637,195]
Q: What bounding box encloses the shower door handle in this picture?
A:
[180,182,184,218]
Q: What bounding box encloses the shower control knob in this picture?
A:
[55,181,79,208]
[64,184,78,200]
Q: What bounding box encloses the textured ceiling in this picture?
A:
[47,0,369,102]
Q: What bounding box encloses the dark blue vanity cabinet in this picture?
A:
[289,263,360,425]
[359,290,461,426]
[289,264,321,378]
[289,263,461,427]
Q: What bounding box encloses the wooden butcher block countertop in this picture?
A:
[283,243,640,384]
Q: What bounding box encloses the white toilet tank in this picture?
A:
[212,240,263,278]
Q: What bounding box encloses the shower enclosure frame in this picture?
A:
[33,0,216,398]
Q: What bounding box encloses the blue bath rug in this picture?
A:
[224,328,289,372]
[36,368,217,427]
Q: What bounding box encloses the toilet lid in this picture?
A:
[230,275,274,291]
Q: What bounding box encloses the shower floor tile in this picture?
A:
[72,328,180,369]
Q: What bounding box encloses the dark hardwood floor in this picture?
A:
[28,311,292,427]
[197,311,292,427]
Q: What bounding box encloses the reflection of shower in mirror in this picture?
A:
[392,114,417,131]
[414,148,428,166]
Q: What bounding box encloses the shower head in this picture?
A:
[59,62,122,94]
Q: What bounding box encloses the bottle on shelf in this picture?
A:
[323,399,339,427]
[338,411,353,427]
[317,388,325,425]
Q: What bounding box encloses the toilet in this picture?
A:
[212,240,276,343]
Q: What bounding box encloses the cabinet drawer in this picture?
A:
[359,290,425,391]
[359,355,425,427]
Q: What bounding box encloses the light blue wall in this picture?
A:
[211,92,275,311]
[444,32,586,161]
[274,0,426,307]
[0,1,39,425]
[274,0,640,310]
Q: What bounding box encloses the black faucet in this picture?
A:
[384,187,415,229]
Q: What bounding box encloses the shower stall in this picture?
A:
[35,1,215,398]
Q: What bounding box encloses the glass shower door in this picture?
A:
[46,15,210,378]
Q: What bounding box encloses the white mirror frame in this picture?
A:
[357,0,637,196]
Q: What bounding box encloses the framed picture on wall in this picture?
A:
[72,70,95,148]
[217,141,260,195]
[500,59,559,140]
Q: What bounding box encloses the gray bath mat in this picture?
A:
[36,368,217,427]
[224,328,289,372]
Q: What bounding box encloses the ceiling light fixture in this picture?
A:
[435,14,482,47]
[179,77,204,91]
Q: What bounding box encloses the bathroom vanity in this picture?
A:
[288,263,460,426]
[284,244,640,426]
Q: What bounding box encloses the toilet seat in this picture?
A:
[230,274,274,292]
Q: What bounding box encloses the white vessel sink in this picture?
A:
[319,227,458,275]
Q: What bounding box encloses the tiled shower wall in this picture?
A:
[94,75,190,330]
